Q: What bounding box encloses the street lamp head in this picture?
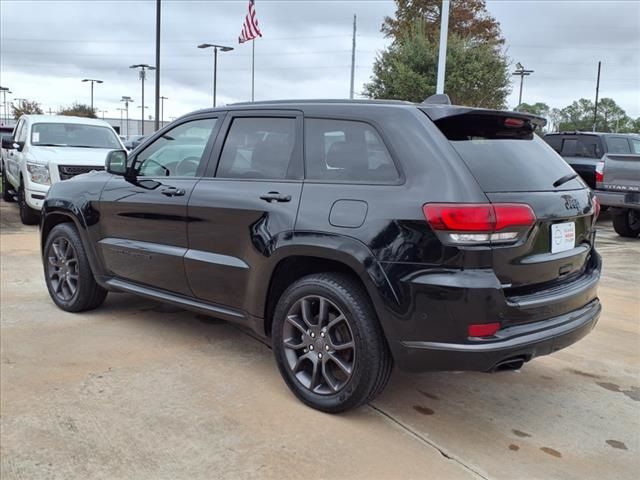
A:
[130,64,155,70]
[516,62,524,70]
[198,43,234,52]
[82,78,104,83]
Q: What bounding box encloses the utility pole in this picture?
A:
[160,96,168,126]
[512,62,534,110]
[154,0,161,132]
[0,87,11,124]
[121,96,134,137]
[349,14,356,99]
[593,61,601,132]
[137,106,149,134]
[130,65,155,135]
[436,0,450,94]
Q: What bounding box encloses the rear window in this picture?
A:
[430,113,582,192]
[606,137,632,154]
[544,135,603,158]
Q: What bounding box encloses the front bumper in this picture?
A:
[596,190,640,210]
[393,299,600,372]
[25,184,50,210]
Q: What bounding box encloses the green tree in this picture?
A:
[382,0,504,46]
[556,98,632,133]
[11,99,43,119]
[364,31,510,108]
[58,103,96,118]
[517,102,551,133]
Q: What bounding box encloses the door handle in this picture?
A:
[160,187,186,197]
[260,191,291,203]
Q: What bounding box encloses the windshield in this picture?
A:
[31,123,121,148]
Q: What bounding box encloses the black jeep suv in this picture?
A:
[40,98,602,412]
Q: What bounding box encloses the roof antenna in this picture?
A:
[422,94,451,105]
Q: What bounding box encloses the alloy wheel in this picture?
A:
[282,295,356,395]
[46,237,79,301]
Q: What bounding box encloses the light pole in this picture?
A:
[197,43,234,107]
[129,65,156,135]
[512,62,534,111]
[81,79,103,113]
[121,96,134,138]
[160,96,168,126]
[117,107,126,135]
[137,105,149,135]
[99,110,108,120]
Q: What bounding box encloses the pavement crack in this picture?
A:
[368,403,489,480]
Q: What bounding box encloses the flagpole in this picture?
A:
[251,39,255,102]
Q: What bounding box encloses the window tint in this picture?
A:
[559,136,602,158]
[606,137,631,154]
[305,119,399,182]
[216,117,297,180]
[133,118,217,177]
[630,139,640,154]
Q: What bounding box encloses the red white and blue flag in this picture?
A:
[239,0,262,43]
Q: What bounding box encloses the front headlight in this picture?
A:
[26,163,51,185]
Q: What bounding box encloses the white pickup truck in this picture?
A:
[1,115,124,224]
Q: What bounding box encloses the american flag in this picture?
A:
[238,0,262,43]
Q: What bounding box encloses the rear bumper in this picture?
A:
[595,190,640,210]
[393,299,600,372]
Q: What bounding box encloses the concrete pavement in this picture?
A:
[1,200,638,479]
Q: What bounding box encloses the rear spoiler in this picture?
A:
[421,104,547,130]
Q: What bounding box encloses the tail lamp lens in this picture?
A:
[423,203,536,244]
[595,161,605,184]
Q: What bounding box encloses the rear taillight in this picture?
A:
[595,161,605,184]
[423,203,536,245]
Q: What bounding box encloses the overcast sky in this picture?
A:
[1,0,639,124]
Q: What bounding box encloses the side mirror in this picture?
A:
[2,137,17,150]
[106,150,128,175]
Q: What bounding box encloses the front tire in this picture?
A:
[2,166,15,202]
[612,209,640,238]
[17,180,39,225]
[272,273,392,413]
[43,223,108,312]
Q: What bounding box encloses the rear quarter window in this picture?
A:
[304,118,400,183]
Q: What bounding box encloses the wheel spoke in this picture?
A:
[327,353,352,376]
[321,361,339,392]
[332,340,354,352]
[286,314,308,336]
[52,243,64,261]
[300,298,314,327]
[318,297,329,328]
[64,240,72,259]
[309,357,321,391]
[326,314,345,331]
[293,352,312,373]
[65,278,76,296]
[283,337,305,350]
[48,256,61,267]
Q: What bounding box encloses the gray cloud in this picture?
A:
[1,0,638,121]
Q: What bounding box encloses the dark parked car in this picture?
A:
[40,98,602,412]
[593,134,640,237]
[543,131,638,189]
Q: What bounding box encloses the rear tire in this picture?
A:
[18,180,39,225]
[43,223,108,312]
[272,273,392,413]
[612,209,640,238]
[2,166,15,202]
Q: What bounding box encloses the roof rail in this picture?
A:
[422,94,451,105]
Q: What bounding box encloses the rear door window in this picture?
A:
[304,118,400,183]
[606,137,632,154]
[426,112,582,192]
[630,138,640,154]
[216,117,298,180]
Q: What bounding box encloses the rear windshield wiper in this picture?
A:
[553,172,578,188]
